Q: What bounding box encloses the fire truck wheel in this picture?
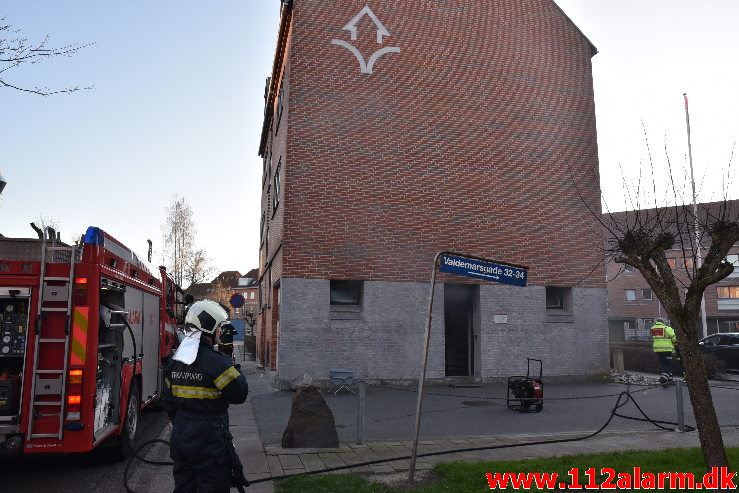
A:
[113,380,140,460]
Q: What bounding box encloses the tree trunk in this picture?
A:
[675,317,729,470]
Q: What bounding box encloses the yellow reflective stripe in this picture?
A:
[214,367,241,390]
[171,385,220,399]
[71,307,89,365]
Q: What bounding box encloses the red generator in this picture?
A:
[507,358,543,413]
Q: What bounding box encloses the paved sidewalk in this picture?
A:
[127,349,739,492]
[258,427,739,484]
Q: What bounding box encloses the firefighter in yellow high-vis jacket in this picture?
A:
[651,318,677,387]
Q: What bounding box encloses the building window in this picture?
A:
[683,258,694,269]
[717,286,739,299]
[642,289,652,301]
[643,318,654,330]
[250,292,255,299]
[667,258,677,269]
[276,79,284,131]
[624,264,635,273]
[260,213,266,242]
[262,150,270,183]
[625,289,637,302]
[545,286,569,310]
[330,280,363,305]
[273,164,281,213]
[725,254,739,277]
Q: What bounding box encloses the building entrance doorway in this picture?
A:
[444,284,475,377]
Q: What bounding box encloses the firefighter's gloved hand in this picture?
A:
[173,330,201,365]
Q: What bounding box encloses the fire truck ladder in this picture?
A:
[26,234,77,441]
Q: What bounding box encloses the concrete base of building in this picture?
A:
[263,278,609,387]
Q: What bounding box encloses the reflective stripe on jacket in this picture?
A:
[161,337,248,419]
[651,322,677,352]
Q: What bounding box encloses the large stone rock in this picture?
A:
[281,385,339,448]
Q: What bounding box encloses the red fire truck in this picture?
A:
[0,226,184,458]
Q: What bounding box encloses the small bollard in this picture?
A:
[676,379,685,432]
[612,349,624,372]
[356,381,365,445]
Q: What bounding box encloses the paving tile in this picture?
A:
[389,460,410,472]
[372,448,401,460]
[367,442,393,451]
[318,453,346,468]
[450,438,472,444]
[354,447,382,461]
[337,450,363,465]
[278,454,304,470]
[298,453,324,466]
[242,480,275,493]
[282,468,308,478]
[244,451,271,474]
[369,463,395,473]
[266,455,284,476]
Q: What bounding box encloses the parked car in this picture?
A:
[698,333,739,370]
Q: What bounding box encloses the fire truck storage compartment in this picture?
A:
[2,295,30,357]
[96,286,127,435]
[1,293,29,416]
[0,371,21,415]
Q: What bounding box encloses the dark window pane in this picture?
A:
[545,286,564,309]
[330,280,362,305]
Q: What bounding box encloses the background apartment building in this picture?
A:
[606,200,739,341]
[257,0,607,387]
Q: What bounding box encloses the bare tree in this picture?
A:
[584,132,738,472]
[603,200,738,470]
[162,195,213,288]
[208,278,233,309]
[35,213,59,231]
[1,17,93,96]
[185,248,215,287]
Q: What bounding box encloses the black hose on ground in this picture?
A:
[122,389,696,491]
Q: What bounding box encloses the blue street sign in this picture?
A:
[439,254,527,287]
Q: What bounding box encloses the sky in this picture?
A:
[1,1,737,279]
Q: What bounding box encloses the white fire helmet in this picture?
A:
[184,300,229,335]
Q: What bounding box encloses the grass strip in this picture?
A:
[276,447,739,492]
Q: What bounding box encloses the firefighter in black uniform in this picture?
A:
[162,300,249,493]
[218,322,237,361]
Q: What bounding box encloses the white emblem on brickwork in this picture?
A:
[331,6,400,75]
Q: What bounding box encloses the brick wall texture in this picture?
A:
[257,0,610,382]
[279,0,604,285]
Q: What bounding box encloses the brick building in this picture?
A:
[606,200,739,341]
[257,0,607,387]
[185,269,259,337]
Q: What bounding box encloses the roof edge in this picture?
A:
[259,0,294,156]
[550,0,598,57]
